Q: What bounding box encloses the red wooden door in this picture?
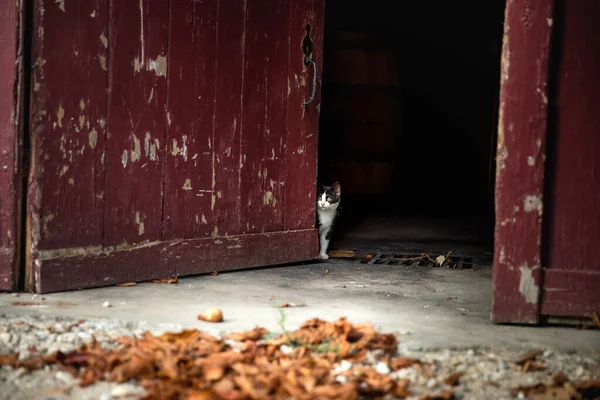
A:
[0,1,22,291]
[492,0,600,324]
[26,0,324,293]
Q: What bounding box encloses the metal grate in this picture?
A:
[359,253,478,268]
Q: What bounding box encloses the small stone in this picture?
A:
[280,344,293,355]
[334,375,348,384]
[340,360,352,371]
[102,301,111,308]
[466,349,475,357]
[110,384,145,397]
[55,370,74,384]
[11,293,19,297]
[426,378,437,389]
[543,350,553,358]
[375,362,391,375]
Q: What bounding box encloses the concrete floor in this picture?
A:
[1,259,598,354]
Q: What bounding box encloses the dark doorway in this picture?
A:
[318,0,506,259]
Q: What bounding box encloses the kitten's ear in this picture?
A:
[331,182,341,196]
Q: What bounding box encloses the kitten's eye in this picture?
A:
[327,198,332,202]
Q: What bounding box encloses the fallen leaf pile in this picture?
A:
[515,351,546,372]
[512,371,600,399]
[0,318,429,400]
[150,276,179,284]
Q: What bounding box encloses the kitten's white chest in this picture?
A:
[318,208,336,230]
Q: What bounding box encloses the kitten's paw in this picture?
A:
[318,253,329,260]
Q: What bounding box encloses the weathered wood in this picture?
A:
[492,0,554,324]
[541,270,600,318]
[28,0,108,251]
[36,229,318,293]
[540,1,600,319]
[104,0,168,246]
[212,0,246,237]
[284,0,324,230]
[240,0,289,234]
[164,0,217,239]
[0,0,20,290]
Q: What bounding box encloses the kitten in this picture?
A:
[316,182,341,260]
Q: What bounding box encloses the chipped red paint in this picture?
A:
[164,0,217,239]
[240,0,290,234]
[104,1,169,246]
[492,0,554,324]
[284,0,324,231]
[36,229,317,294]
[27,0,323,292]
[0,0,20,291]
[541,1,600,319]
[29,0,108,251]
[212,0,245,237]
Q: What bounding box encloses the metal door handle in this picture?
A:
[303,57,317,106]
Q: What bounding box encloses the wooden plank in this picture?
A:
[491,0,554,324]
[104,0,168,246]
[284,0,325,230]
[540,270,600,318]
[164,0,217,239]
[240,0,289,234]
[0,0,20,290]
[212,0,245,237]
[544,1,600,275]
[36,229,318,293]
[28,0,108,251]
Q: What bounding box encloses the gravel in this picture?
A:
[1,314,599,400]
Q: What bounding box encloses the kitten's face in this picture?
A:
[317,182,341,211]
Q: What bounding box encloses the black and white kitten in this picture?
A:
[316,182,341,260]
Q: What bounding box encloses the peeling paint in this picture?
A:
[79,115,85,129]
[195,215,199,224]
[57,105,65,128]
[527,156,535,166]
[55,0,65,12]
[217,191,222,199]
[144,132,151,157]
[524,195,543,216]
[59,165,69,178]
[201,214,207,224]
[135,212,145,236]
[148,55,167,77]
[68,178,74,185]
[547,18,553,27]
[182,179,192,191]
[79,99,85,111]
[167,112,172,126]
[134,57,141,73]
[150,139,158,161]
[89,128,98,149]
[296,146,304,154]
[100,32,108,48]
[181,135,188,161]
[91,10,96,18]
[211,226,219,237]
[263,191,276,206]
[42,213,55,237]
[122,150,128,167]
[99,55,107,70]
[211,193,216,210]
[130,135,141,162]
[171,138,180,156]
[519,264,539,304]
[499,247,506,264]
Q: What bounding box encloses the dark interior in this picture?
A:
[318,0,506,258]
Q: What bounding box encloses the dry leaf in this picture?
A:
[210,271,219,276]
[151,276,179,284]
[224,327,268,342]
[11,301,45,306]
[445,296,457,301]
[279,302,306,308]
[198,307,224,323]
[444,372,464,386]
[420,389,455,400]
[328,249,356,258]
[592,312,600,329]
[117,282,136,287]
[435,255,446,266]
[323,269,329,275]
